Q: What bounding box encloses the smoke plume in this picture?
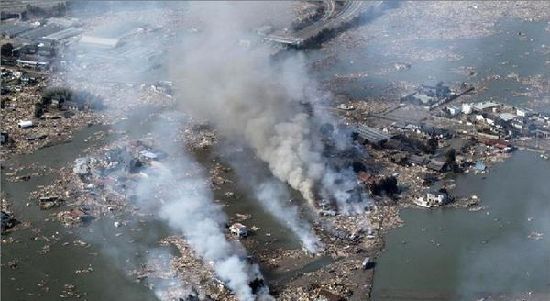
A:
[132,114,266,300]
[256,180,323,252]
[134,114,266,301]
[171,2,365,214]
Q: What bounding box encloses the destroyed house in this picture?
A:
[419,82,451,98]
[415,190,450,207]
[427,159,448,172]
[409,154,427,166]
[420,126,453,139]
[230,223,248,238]
[73,157,91,175]
[354,125,390,147]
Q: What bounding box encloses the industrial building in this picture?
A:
[354,124,390,147]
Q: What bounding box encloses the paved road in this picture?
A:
[266,1,383,46]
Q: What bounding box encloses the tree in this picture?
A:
[445,148,457,165]
[1,43,13,57]
[33,103,43,118]
[369,176,399,197]
[445,148,460,173]
[426,138,438,154]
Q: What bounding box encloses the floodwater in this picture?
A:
[2,7,549,301]
[1,109,307,300]
[302,15,550,301]
[306,19,550,112]
[372,151,550,300]
[1,125,159,301]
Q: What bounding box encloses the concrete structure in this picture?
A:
[462,103,473,114]
[516,108,529,117]
[473,101,500,112]
[16,58,49,70]
[447,105,460,116]
[265,1,382,47]
[43,27,82,42]
[499,113,516,122]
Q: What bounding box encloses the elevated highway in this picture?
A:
[265,1,384,47]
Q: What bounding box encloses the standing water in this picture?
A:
[372,151,550,300]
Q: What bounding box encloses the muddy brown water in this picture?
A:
[298,17,550,300]
[1,109,320,300]
[372,151,550,300]
[1,125,160,301]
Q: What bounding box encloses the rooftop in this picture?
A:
[473,101,500,111]
[499,113,516,122]
[355,125,390,144]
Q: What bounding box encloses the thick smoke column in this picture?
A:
[171,2,364,214]
[256,180,323,252]
[135,117,261,301]
[221,139,323,253]
[60,3,269,300]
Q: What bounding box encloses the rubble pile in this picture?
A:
[1,69,102,155]
[1,199,19,233]
[350,1,550,43]
[158,236,236,301]
[209,162,232,189]
[180,123,218,150]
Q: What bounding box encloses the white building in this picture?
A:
[473,101,500,112]
[415,191,449,207]
[462,103,473,114]
[230,223,248,238]
[80,35,120,48]
[499,113,516,122]
[447,106,460,116]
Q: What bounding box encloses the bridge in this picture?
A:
[265,1,384,47]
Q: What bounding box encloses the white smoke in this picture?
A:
[171,2,366,214]
[256,180,323,252]
[136,135,261,301]
[59,3,271,300]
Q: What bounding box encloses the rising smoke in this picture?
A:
[60,1,365,299]
[256,180,324,252]
[133,113,267,301]
[171,2,366,216]
[60,2,272,300]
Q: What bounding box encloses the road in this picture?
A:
[266,1,384,47]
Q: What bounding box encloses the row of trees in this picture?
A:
[34,87,104,117]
